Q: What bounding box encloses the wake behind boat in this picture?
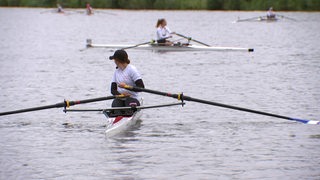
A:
[86,39,254,52]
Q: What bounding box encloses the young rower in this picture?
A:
[86,3,93,15]
[57,3,63,13]
[267,7,276,19]
[156,18,175,46]
[109,50,145,107]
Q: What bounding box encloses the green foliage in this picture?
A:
[0,0,319,10]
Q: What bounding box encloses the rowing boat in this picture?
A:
[104,108,142,137]
[62,102,184,137]
[236,16,278,23]
[86,39,254,52]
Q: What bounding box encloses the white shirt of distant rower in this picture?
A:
[267,10,275,17]
[156,26,172,40]
[111,64,141,99]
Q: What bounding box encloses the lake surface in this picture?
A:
[0,8,319,179]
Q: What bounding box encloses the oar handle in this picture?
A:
[123,85,184,100]
[64,94,126,108]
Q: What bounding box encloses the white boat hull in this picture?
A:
[87,40,254,52]
[104,110,142,137]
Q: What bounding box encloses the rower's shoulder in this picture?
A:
[127,64,138,70]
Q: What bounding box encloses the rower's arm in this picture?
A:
[111,82,121,95]
[117,80,144,92]
[134,79,145,92]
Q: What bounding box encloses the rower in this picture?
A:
[86,3,93,15]
[57,3,63,13]
[267,7,276,19]
[109,50,145,108]
[156,18,175,46]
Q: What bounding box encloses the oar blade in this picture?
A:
[290,118,320,125]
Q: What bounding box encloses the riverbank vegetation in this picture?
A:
[1,0,320,11]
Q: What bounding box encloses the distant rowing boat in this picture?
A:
[236,16,278,23]
[235,14,297,23]
[86,39,254,52]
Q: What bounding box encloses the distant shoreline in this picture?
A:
[0,7,319,12]
[1,0,320,11]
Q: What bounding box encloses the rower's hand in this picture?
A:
[118,82,127,88]
[171,32,176,34]
[121,92,131,97]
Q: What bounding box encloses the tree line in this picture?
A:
[1,0,320,11]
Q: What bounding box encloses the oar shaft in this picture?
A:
[0,95,122,116]
[67,96,117,106]
[176,33,210,47]
[0,103,65,116]
[183,96,290,120]
[122,40,154,50]
[123,85,317,124]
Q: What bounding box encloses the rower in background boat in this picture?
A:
[267,7,276,20]
[156,18,175,46]
[57,3,64,13]
[109,50,145,107]
[86,3,93,15]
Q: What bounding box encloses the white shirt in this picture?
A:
[156,26,172,40]
[267,10,275,17]
[111,64,142,99]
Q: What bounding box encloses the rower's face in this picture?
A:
[114,59,120,66]
[162,20,167,27]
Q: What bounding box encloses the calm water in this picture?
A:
[0,8,320,179]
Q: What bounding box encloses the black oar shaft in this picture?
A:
[183,96,290,120]
[176,33,210,47]
[0,103,65,116]
[126,86,288,119]
[122,40,154,50]
[123,85,315,124]
[0,95,121,116]
[67,96,116,106]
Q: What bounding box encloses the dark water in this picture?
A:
[0,8,320,179]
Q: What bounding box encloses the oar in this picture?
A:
[121,40,155,50]
[276,14,297,21]
[0,95,126,116]
[64,102,185,112]
[122,85,320,125]
[175,33,210,47]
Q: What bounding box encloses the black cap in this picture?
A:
[109,50,128,62]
